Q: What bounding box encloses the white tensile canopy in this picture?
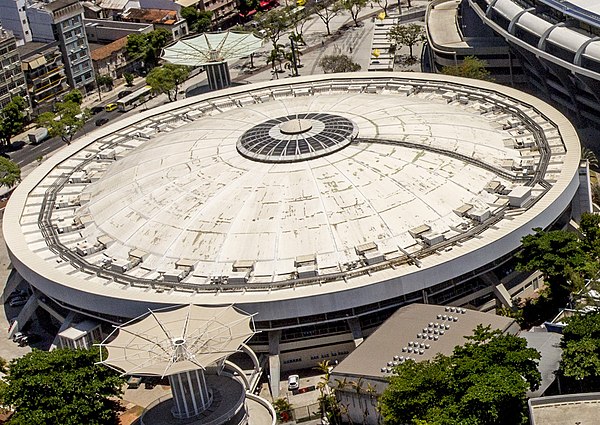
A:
[162,31,263,66]
[98,304,256,377]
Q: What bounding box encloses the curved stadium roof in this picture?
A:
[3,73,581,320]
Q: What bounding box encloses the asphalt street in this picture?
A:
[5,80,149,168]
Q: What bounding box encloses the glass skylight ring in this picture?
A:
[237,113,357,163]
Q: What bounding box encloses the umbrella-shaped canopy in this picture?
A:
[162,31,263,67]
[98,304,255,377]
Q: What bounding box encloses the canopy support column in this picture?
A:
[205,61,231,91]
[169,369,212,419]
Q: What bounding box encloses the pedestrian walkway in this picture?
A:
[80,76,147,110]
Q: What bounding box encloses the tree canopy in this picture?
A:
[308,0,341,36]
[63,89,83,105]
[126,28,172,70]
[319,53,361,73]
[559,312,600,384]
[256,8,290,47]
[340,0,367,27]
[96,75,114,91]
[0,96,28,146]
[37,97,89,145]
[387,23,425,58]
[181,7,212,33]
[0,347,125,425]
[442,56,493,81]
[379,325,541,425]
[146,64,190,102]
[0,157,21,188]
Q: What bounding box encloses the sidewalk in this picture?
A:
[80,76,147,110]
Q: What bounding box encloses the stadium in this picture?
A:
[467,0,600,126]
[3,73,584,392]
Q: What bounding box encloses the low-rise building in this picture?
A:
[91,36,141,79]
[84,18,153,44]
[329,304,519,425]
[176,0,237,29]
[18,41,68,111]
[121,7,188,39]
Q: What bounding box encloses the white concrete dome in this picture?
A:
[3,73,581,325]
[79,93,518,278]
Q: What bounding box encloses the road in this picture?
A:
[7,81,149,168]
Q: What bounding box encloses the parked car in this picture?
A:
[9,297,28,307]
[90,106,104,115]
[12,331,25,343]
[118,90,133,99]
[287,374,299,391]
[19,333,40,346]
[105,103,118,112]
[95,117,110,126]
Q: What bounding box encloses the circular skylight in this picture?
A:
[237,113,357,163]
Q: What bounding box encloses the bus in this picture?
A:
[116,86,154,112]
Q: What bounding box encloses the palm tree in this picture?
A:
[272,398,293,422]
[582,147,599,168]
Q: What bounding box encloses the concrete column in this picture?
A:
[169,369,211,419]
[205,61,231,91]
[268,330,281,398]
[347,317,364,347]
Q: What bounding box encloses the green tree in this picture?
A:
[96,75,114,91]
[0,96,28,147]
[256,8,290,48]
[582,147,599,168]
[123,72,134,86]
[126,28,172,70]
[559,312,600,390]
[442,56,493,81]
[268,44,286,77]
[579,212,600,258]
[272,398,293,422]
[319,53,361,73]
[340,0,367,27]
[0,157,21,188]
[181,7,213,33]
[380,326,541,425]
[387,23,425,59]
[146,64,190,102]
[37,100,89,145]
[238,0,259,13]
[288,7,310,45]
[309,0,342,36]
[0,347,124,425]
[516,227,590,299]
[63,89,83,105]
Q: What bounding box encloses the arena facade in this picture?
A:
[466,0,600,126]
[3,73,585,394]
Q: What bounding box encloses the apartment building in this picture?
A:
[18,41,68,110]
[0,0,94,94]
[0,28,29,109]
